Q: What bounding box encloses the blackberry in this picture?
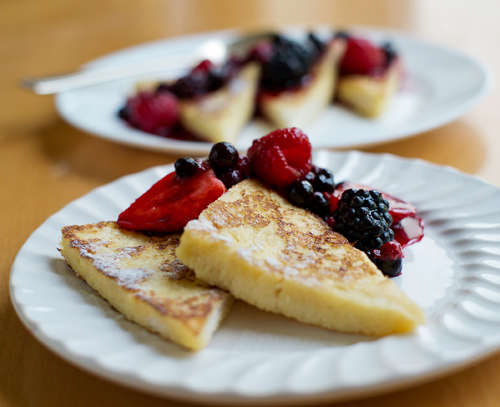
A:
[333,189,394,251]
[209,142,239,170]
[260,35,316,91]
[287,180,314,207]
[309,191,330,217]
[175,157,201,178]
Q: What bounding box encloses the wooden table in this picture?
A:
[1,1,499,405]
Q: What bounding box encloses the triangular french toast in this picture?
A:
[337,59,402,118]
[179,63,260,143]
[177,179,424,336]
[60,221,232,350]
[259,40,344,129]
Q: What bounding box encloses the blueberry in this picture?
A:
[209,142,239,170]
[381,41,397,66]
[308,32,326,53]
[334,30,350,40]
[175,157,201,178]
[118,106,129,120]
[287,180,314,207]
[217,169,245,189]
[309,191,330,217]
[304,171,316,183]
[314,172,335,193]
[371,257,402,278]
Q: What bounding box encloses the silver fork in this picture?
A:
[21,31,274,95]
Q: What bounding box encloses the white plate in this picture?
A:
[10,151,500,404]
[55,27,491,155]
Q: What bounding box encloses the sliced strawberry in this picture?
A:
[392,215,425,248]
[118,169,226,233]
[334,182,416,223]
[340,37,385,75]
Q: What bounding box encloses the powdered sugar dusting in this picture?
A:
[105,267,152,289]
[74,240,151,290]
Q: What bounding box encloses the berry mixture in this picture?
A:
[119,57,243,138]
[118,30,400,140]
[118,128,421,276]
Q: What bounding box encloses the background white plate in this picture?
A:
[55,27,491,155]
[10,151,500,404]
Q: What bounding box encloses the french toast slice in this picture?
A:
[177,180,424,336]
[259,39,344,129]
[60,221,232,350]
[179,63,260,143]
[337,59,402,118]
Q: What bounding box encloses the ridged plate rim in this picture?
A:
[10,150,500,404]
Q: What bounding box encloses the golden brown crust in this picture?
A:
[61,221,228,324]
[201,180,378,282]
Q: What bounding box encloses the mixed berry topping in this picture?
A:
[333,189,394,252]
[118,30,401,141]
[159,58,240,100]
[117,127,422,277]
[247,127,312,189]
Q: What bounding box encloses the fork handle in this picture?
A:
[21,55,198,95]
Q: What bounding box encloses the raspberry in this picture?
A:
[118,169,226,233]
[247,127,312,189]
[125,91,179,133]
[340,37,385,75]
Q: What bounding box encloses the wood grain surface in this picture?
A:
[1,0,499,406]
